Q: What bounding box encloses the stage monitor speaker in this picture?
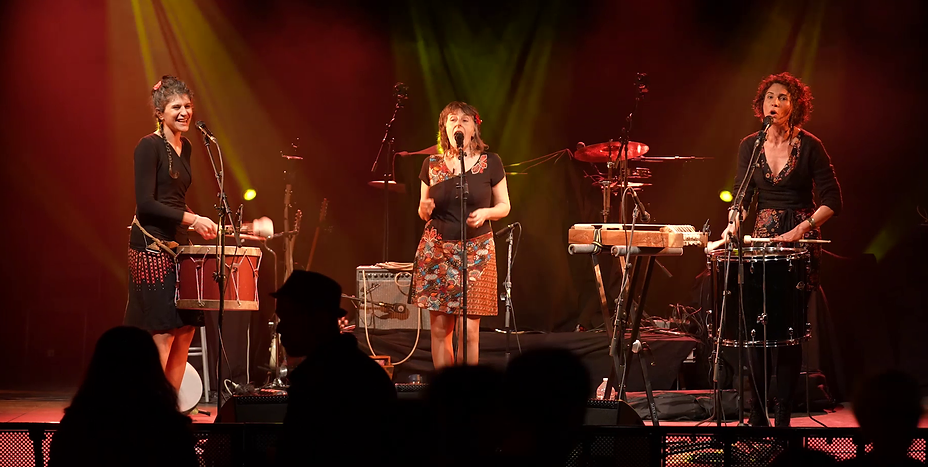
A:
[584,399,645,426]
[356,266,429,330]
[215,394,288,423]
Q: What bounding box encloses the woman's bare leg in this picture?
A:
[164,325,196,391]
[455,316,481,365]
[152,332,174,370]
[430,312,455,370]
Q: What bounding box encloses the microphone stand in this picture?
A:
[617,73,648,226]
[201,133,239,406]
[369,83,408,262]
[719,118,770,425]
[501,225,516,363]
[456,138,469,364]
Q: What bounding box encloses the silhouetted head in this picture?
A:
[426,365,504,464]
[500,348,591,463]
[68,326,177,415]
[273,270,347,357]
[853,369,924,453]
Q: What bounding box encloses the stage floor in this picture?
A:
[4,390,927,428]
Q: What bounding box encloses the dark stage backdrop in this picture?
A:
[1,0,925,396]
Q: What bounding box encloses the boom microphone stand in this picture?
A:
[499,223,520,363]
[617,73,651,226]
[198,122,240,406]
[715,115,773,425]
[369,83,409,262]
[455,132,470,364]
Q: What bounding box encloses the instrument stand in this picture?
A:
[500,226,516,363]
[260,148,304,391]
[369,83,408,262]
[257,242,287,391]
[604,214,660,425]
[202,134,241,405]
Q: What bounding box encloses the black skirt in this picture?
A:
[125,246,204,332]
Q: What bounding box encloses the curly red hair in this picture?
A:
[752,72,813,128]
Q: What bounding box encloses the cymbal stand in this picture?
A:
[369,83,409,262]
[600,143,616,223]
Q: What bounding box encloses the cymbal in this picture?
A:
[367,180,406,193]
[575,141,649,162]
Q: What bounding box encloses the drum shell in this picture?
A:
[708,247,811,347]
[175,245,262,311]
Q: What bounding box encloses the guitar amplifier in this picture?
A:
[355,266,429,330]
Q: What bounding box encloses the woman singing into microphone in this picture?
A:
[413,101,511,369]
[716,72,843,427]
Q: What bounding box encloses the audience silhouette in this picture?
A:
[273,270,397,466]
[498,347,592,467]
[422,364,505,467]
[841,369,924,466]
[48,326,197,467]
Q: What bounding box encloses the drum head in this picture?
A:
[709,246,808,261]
[177,245,262,257]
[178,362,202,413]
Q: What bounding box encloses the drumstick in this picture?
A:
[744,235,831,244]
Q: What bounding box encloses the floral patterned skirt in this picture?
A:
[413,224,498,316]
[754,208,822,288]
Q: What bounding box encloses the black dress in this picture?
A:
[412,152,506,316]
[732,128,843,422]
[125,134,203,332]
[734,128,843,287]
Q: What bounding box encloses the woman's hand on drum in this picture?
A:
[770,223,808,243]
[191,215,218,240]
[418,198,435,221]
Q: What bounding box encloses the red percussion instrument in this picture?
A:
[175,245,262,311]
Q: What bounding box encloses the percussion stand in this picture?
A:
[202,133,241,404]
[369,83,408,262]
[716,118,770,426]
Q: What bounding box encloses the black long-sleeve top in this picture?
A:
[733,129,843,215]
[130,134,191,249]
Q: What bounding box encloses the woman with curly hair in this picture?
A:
[413,101,511,369]
[125,76,218,393]
[716,72,843,427]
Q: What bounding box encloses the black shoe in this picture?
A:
[748,400,769,427]
[774,402,791,427]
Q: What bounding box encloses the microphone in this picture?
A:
[196,121,217,143]
[753,115,773,148]
[630,193,651,223]
[454,131,464,149]
[494,223,518,238]
[761,115,773,132]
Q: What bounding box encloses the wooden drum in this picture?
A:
[175,245,262,311]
